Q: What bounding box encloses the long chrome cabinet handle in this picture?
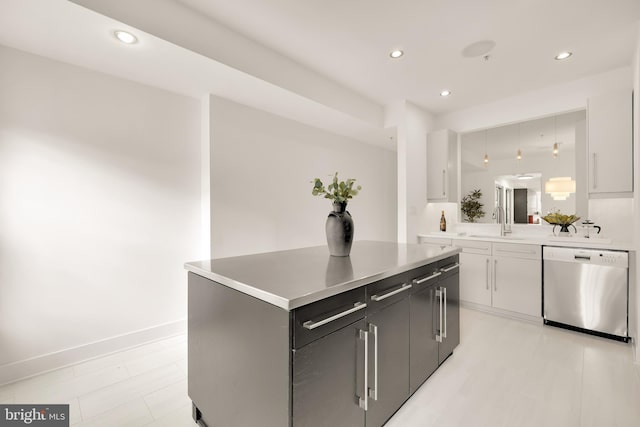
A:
[440,263,459,273]
[493,259,498,291]
[435,289,443,342]
[371,283,412,302]
[443,287,447,339]
[485,258,489,290]
[368,323,379,401]
[358,329,368,411]
[413,271,441,285]
[442,169,446,196]
[303,302,366,330]
[593,153,597,189]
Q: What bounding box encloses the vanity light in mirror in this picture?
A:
[553,142,559,158]
[545,177,576,200]
[516,149,522,160]
[516,173,533,180]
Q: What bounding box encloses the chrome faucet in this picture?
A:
[493,206,511,236]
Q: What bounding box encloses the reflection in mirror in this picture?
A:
[461,110,586,224]
[495,173,542,224]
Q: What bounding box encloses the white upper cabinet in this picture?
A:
[427,129,458,202]
[587,90,633,195]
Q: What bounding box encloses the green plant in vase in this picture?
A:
[461,189,485,223]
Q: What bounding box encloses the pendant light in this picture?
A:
[552,116,559,158]
[483,130,489,167]
[516,123,522,161]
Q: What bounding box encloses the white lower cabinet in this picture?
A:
[457,240,541,318]
[459,252,491,306]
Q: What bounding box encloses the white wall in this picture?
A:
[384,100,435,243]
[0,46,202,383]
[632,22,640,363]
[209,96,397,259]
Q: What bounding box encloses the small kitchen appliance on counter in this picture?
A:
[579,220,601,239]
[543,246,629,342]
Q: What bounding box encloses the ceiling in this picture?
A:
[0,0,395,148]
[0,0,638,144]
[173,0,640,114]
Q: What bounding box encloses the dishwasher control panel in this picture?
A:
[543,246,628,268]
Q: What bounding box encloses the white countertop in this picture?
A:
[185,240,461,311]
[418,232,635,251]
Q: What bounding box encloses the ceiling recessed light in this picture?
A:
[390,50,404,59]
[440,90,451,97]
[114,30,138,45]
[554,51,572,60]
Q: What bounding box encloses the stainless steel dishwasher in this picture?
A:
[543,246,629,342]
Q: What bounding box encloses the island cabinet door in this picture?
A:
[437,267,460,364]
[292,319,366,427]
[365,298,410,427]
[409,267,440,394]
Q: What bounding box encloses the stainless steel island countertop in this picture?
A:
[184,240,460,310]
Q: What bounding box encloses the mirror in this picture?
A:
[460,110,586,224]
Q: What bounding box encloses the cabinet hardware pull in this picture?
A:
[442,169,446,196]
[443,287,448,339]
[493,259,498,291]
[368,323,379,401]
[485,258,489,290]
[440,263,459,273]
[435,289,443,342]
[371,283,412,301]
[302,302,367,330]
[413,271,441,284]
[593,153,597,189]
[358,329,368,411]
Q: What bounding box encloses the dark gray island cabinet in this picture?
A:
[185,241,460,427]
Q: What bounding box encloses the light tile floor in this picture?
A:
[1,309,639,426]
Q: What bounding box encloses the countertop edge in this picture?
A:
[185,246,461,311]
[185,264,292,310]
[417,233,635,251]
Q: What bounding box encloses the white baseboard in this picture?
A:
[461,301,543,324]
[0,319,186,386]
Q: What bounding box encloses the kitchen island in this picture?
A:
[185,241,461,427]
